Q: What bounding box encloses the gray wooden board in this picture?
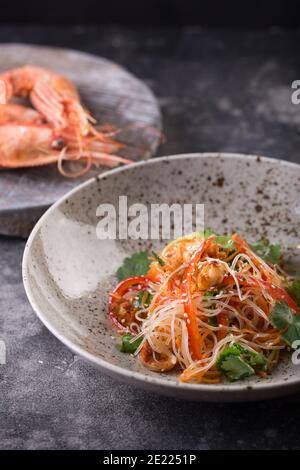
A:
[0,44,162,237]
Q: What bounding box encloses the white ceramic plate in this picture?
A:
[23,153,300,401]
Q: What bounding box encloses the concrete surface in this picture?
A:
[1,25,300,449]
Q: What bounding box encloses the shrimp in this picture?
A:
[0,66,133,175]
[0,103,43,125]
[197,261,227,290]
[139,341,177,372]
[0,66,90,135]
[0,123,131,177]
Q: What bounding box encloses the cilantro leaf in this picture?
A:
[271,301,300,348]
[204,291,214,298]
[287,280,300,307]
[218,355,254,381]
[235,344,266,367]
[135,290,153,309]
[217,344,265,380]
[214,234,236,250]
[151,251,165,266]
[116,251,151,281]
[251,239,281,265]
[271,301,293,329]
[217,344,265,368]
[203,229,214,239]
[120,334,143,354]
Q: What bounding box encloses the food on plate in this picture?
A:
[0,66,131,177]
[108,231,300,383]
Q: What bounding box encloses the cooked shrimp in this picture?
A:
[0,123,60,168]
[197,261,227,290]
[0,103,43,125]
[0,123,131,176]
[0,66,89,135]
[139,341,177,372]
[0,66,133,175]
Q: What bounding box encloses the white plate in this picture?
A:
[23,153,300,401]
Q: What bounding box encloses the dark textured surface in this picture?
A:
[1,26,300,450]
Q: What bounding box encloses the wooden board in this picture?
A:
[0,44,162,237]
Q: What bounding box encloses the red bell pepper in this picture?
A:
[181,239,212,360]
[109,275,158,332]
[243,276,299,313]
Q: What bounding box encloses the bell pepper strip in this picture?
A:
[181,239,212,360]
[241,276,299,313]
[109,275,159,332]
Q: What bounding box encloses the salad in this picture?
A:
[108,231,300,383]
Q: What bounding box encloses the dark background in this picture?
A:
[2,0,300,452]
[1,0,300,27]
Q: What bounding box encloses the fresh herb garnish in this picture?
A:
[218,355,254,381]
[271,301,300,348]
[217,344,265,381]
[151,251,165,266]
[251,239,281,265]
[236,344,266,367]
[214,234,236,250]
[135,290,153,309]
[120,334,143,354]
[116,251,151,281]
[203,229,214,239]
[204,291,214,298]
[287,280,300,308]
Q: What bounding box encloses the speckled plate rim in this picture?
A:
[22,153,300,402]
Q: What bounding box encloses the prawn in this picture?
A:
[0,123,131,177]
[0,66,90,134]
[0,66,133,176]
[0,103,43,125]
[197,261,227,290]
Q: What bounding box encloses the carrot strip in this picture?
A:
[181,239,212,360]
